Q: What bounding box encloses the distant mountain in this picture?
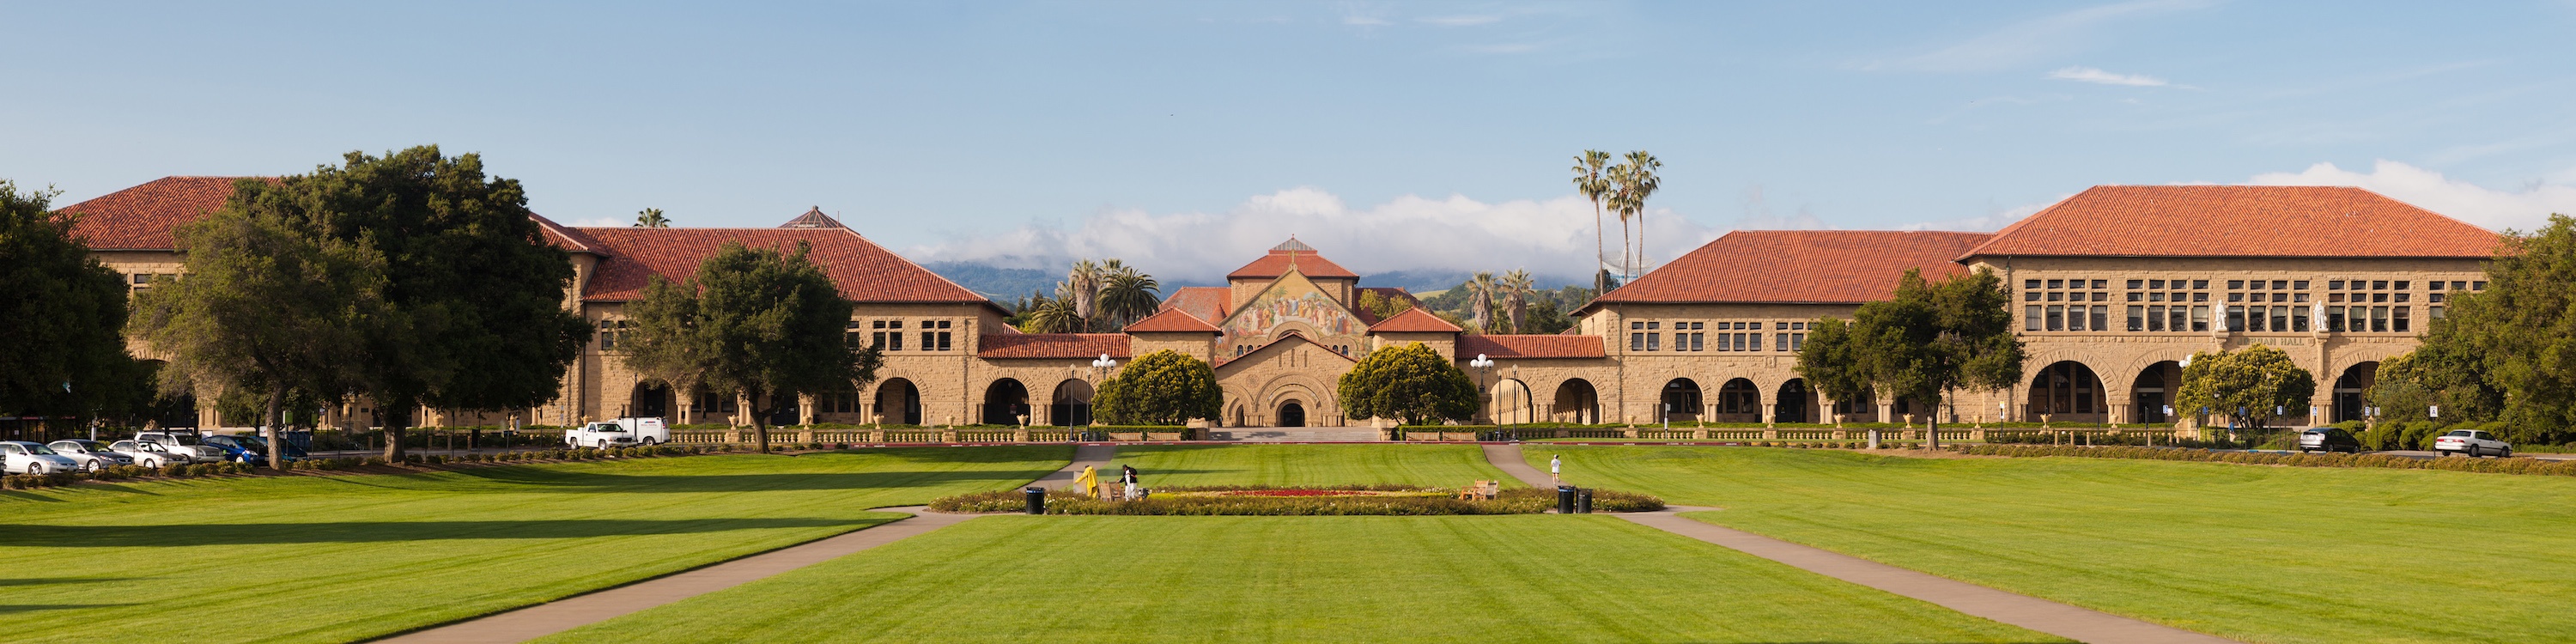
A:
[922,262,1059,301]
[1361,270,1591,294]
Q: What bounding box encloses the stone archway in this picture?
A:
[1552,379,1601,423]
[1050,380,1095,427]
[629,381,672,420]
[1278,400,1307,427]
[1490,379,1536,424]
[2028,361,2107,423]
[876,378,922,426]
[2131,361,2181,423]
[981,379,1029,426]
[1660,379,1703,422]
[1714,378,1759,422]
[1774,379,1813,423]
[2334,361,2379,422]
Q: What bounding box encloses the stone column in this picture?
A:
[798,393,816,427]
[1876,403,1894,424]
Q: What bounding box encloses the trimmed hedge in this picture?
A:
[927,484,1666,515]
[1961,444,2576,477]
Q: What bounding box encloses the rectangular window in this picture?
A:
[2129,292,2145,302]
[2294,280,2310,289]
[2128,279,2145,289]
[2395,281,2410,290]
[2270,307,2288,332]
[2047,279,2063,289]
[2090,306,2107,331]
[2293,293,2310,303]
[2270,280,2287,289]
[2228,280,2245,289]
[1630,321,1643,330]
[1691,333,1705,351]
[1647,333,1661,351]
[1630,333,1644,351]
[2247,306,2266,331]
[937,331,953,351]
[1793,322,1807,330]
[2227,292,2245,302]
[2372,280,2389,290]
[2025,279,2042,289]
[2329,280,2345,290]
[2144,306,2163,331]
[2193,292,2209,302]
[2431,306,2446,319]
[2292,307,2311,332]
[2129,306,2147,331]
[2430,292,2445,303]
[2451,280,2467,290]
[2372,293,2388,303]
[1791,333,1807,350]
[2395,293,2411,303]
[2068,306,2086,331]
[920,331,935,349]
[2474,281,2488,290]
[2169,307,2188,332]
[2149,279,2166,289]
[2047,292,2063,301]
[2046,306,2064,331]
[1647,321,1661,330]
[2328,307,2346,331]
[1740,333,1754,351]
[2394,307,2411,332]
[888,331,903,350]
[2148,292,2164,302]
[2188,306,2207,331]
[2026,291,2042,301]
[2093,292,2108,301]
[2372,307,2389,332]
[2026,306,2043,331]
[2227,306,2246,331]
[2192,279,2209,289]
[1776,334,1789,351]
[2330,293,2344,303]
[2089,279,2105,289]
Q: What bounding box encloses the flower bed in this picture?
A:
[927,484,1664,515]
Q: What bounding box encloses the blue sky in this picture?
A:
[9,1,2576,282]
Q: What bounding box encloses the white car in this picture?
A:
[2,440,82,475]
[2433,429,2512,458]
[131,432,229,464]
[565,417,668,449]
[46,440,136,472]
[110,439,190,468]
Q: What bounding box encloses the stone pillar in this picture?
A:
[1876,403,1893,424]
[798,393,816,427]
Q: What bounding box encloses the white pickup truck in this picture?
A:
[564,417,670,449]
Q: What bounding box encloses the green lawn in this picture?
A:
[1539,446,2576,644]
[537,514,2063,644]
[1108,444,1513,488]
[0,447,1069,644]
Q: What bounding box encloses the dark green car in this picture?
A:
[2297,427,2363,453]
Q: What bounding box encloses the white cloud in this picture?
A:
[2247,160,2576,232]
[2047,66,2169,87]
[1419,15,1500,27]
[1865,0,2210,72]
[904,188,1724,283]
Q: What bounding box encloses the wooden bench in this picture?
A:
[1455,480,1499,501]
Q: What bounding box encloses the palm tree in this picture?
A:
[1571,151,1613,294]
[635,208,670,228]
[1465,271,1498,334]
[1096,263,1162,330]
[1502,269,1534,334]
[1606,163,1637,280]
[1613,151,1662,278]
[1019,293,1081,334]
[1065,259,1103,330]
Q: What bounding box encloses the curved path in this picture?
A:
[1482,443,2232,644]
[375,444,1117,644]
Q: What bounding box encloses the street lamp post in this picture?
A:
[1468,354,1494,428]
[1087,354,1118,429]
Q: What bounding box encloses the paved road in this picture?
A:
[374,444,1117,644]
[1483,443,2236,644]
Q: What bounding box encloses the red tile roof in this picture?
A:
[1369,307,1463,333]
[1456,334,1606,360]
[61,176,258,250]
[1123,307,1219,333]
[1160,286,1233,325]
[780,207,846,229]
[530,214,608,256]
[573,227,994,308]
[1586,230,1990,310]
[1227,240,1359,279]
[1964,185,2501,259]
[977,333,1130,359]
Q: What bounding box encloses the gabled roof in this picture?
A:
[977,333,1129,359]
[61,176,258,250]
[530,213,608,256]
[780,207,846,229]
[573,227,996,310]
[1585,230,1990,312]
[1227,238,1358,279]
[1964,185,2500,259]
[1124,308,1220,333]
[1160,286,1232,324]
[1213,331,1356,373]
[1369,307,1463,333]
[1456,334,1606,360]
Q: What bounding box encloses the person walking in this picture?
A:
[1121,465,1141,500]
[1550,454,1562,485]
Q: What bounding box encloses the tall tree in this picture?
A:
[1608,151,1662,279]
[1095,261,1162,330]
[0,180,142,424]
[1571,150,1614,294]
[2406,214,2576,445]
[622,240,881,453]
[1501,269,1534,334]
[131,204,385,469]
[1465,271,1498,334]
[1065,258,1103,330]
[1092,349,1223,425]
[1794,268,2023,448]
[252,147,592,459]
[2177,344,2316,447]
[1337,343,1478,425]
[1018,294,1081,334]
[635,208,669,228]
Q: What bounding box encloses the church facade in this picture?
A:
[67,178,2500,430]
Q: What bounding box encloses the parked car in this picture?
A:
[2,440,82,475]
[2433,429,2512,458]
[110,439,187,468]
[204,434,301,463]
[564,417,669,449]
[132,431,230,464]
[2297,428,2363,453]
[46,440,135,472]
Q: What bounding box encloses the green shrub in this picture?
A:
[929,484,1662,515]
[1960,444,2576,477]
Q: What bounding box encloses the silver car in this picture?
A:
[131,432,228,464]
[2,440,81,475]
[110,439,187,468]
[47,440,136,472]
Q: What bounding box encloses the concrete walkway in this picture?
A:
[375,444,1117,643]
[1480,443,2234,644]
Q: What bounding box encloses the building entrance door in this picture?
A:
[1278,402,1306,427]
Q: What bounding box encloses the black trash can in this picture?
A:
[1024,486,1047,514]
[1557,485,1576,514]
[1576,488,1594,514]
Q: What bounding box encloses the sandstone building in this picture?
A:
[67,178,2500,431]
